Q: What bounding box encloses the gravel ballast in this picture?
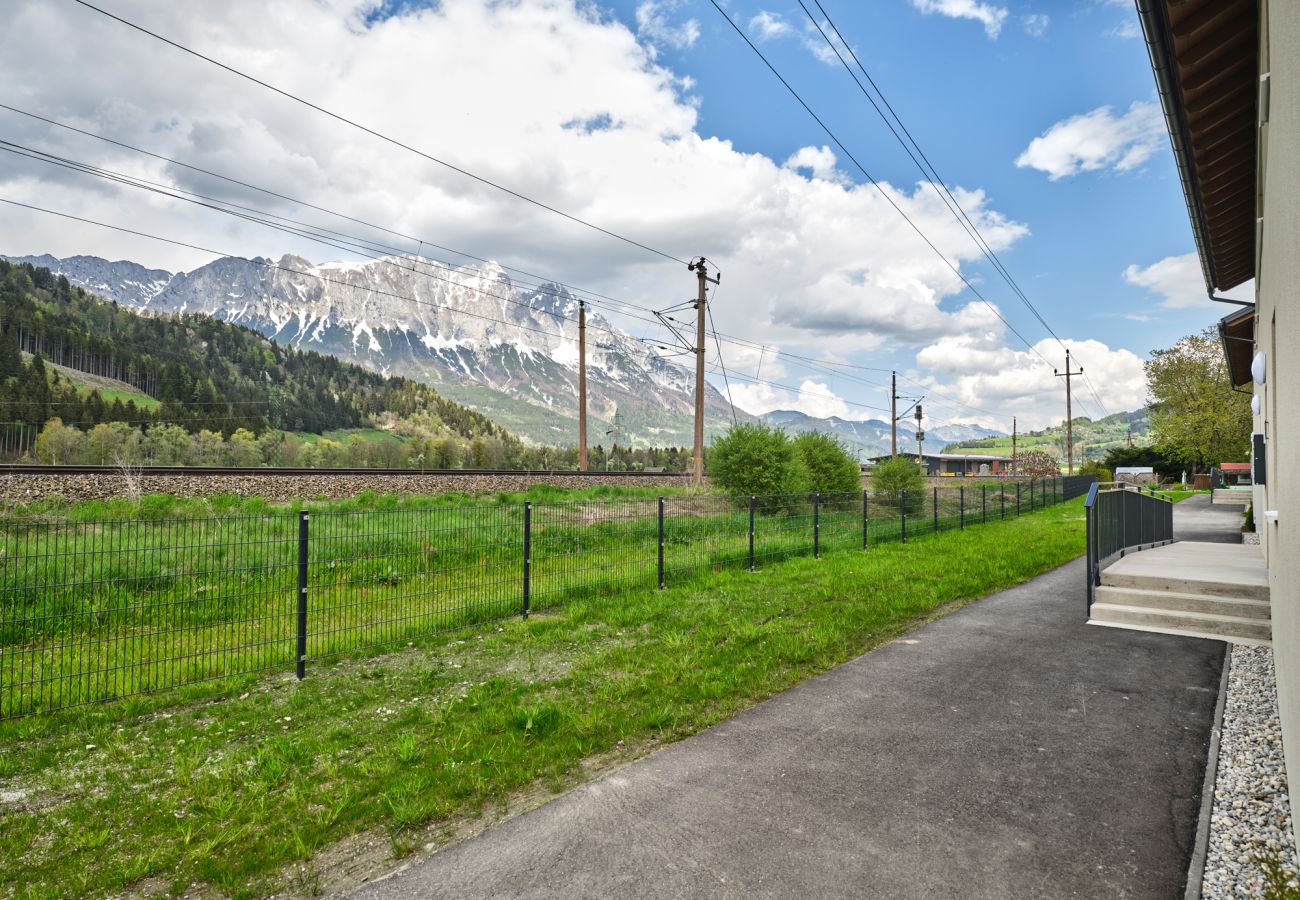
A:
[1203,645,1299,897]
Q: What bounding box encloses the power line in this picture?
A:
[0,103,664,321]
[706,0,1053,370]
[801,2,1060,343]
[4,107,1015,425]
[69,0,690,266]
[6,135,962,423]
[802,2,1111,417]
[0,147,676,352]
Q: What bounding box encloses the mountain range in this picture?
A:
[6,253,1012,454]
[5,253,744,446]
[760,409,1005,459]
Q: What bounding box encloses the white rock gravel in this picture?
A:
[1203,645,1299,897]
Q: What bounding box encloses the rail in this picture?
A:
[0,464,691,478]
[1083,482,1175,611]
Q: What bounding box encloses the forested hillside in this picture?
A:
[0,259,517,461]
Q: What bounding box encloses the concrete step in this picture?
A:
[1093,585,1270,620]
[1088,602,1271,643]
[1212,490,1251,505]
[1087,618,1271,647]
[1099,567,1270,602]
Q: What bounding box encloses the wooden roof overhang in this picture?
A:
[1138,0,1259,293]
[1218,304,1256,386]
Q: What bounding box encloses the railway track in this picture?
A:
[0,464,689,478]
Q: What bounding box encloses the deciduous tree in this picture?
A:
[1145,328,1250,471]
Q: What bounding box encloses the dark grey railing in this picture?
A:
[1084,483,1175,611]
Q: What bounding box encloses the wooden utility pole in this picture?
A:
[1012,416,1018,473]
[687,258,719,486]
[890,371,898,457]
[1055,349,1083,474]
[578,300,588,472]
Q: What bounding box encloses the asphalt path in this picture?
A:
[354,550,1224,900]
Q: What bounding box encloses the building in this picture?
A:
[1218,462,1254,487]
[865,452,1015,477]
[1137,0,1300,784]
[1114,466,1157,485]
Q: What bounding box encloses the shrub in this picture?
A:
[1015,449,1060,478]
[1079,460,1112,483]
[707,423,807,499]
[870,455,925,515]
[793,432,861,496]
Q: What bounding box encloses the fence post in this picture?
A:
[960,486,965,530]
[901,489,908,543]
[296,510,309,680]
[932,487,938,534]
[813,492,820,559]
[658,496,666,587]
[982,484,987,524]
[522,501,532,619]
[747,495,755,573]
[862,489,869,549]
[1016,482,1021,516]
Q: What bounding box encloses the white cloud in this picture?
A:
[744,10,853,67]
[728,378,851,419]
[0,0,1066,431]
[913,335,1148,430]
[748,11,791,41]
[910,0,1009,39]
[1016,101,1166,180]
[635,0,700,50]
[782,145,846,184]
[1022,14,1049,38]
[1123,252,1254,308]
[1106,18,1141,39]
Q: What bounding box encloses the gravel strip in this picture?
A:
[1203,645,1299,897]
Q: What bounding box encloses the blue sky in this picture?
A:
[1,0,1237,430]
[616,0,1207,355]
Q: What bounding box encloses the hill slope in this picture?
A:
[0,259,515,448]
[941,409,1150,462]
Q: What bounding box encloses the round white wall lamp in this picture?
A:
[1252,395,1261,415]
[1252,351,1267,384]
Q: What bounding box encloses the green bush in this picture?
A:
[870,455,925,515]
[1079,460,1112,483]
[793,432,862,496]
[707,423,808,499]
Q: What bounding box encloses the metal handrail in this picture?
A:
[1084,482,1175,612]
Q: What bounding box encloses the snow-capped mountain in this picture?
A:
[5,252,746,445]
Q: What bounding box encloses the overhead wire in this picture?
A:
[4,133,980,421]
[706,0,1053,370]
[802,1,1111,417]
[69,0,691,266]
[0,103,664,320]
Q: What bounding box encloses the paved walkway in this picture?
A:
[1175,492,1246,543]
[355,554,1226,899]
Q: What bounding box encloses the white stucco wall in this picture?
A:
[1257,0,1300,789]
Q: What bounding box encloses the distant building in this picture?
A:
[1218,462,1252,487]
[865,452,1014,477]
[1114,466,1156,485]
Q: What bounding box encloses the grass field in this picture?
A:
[0,494,1086,898]
[0,482,1064,718]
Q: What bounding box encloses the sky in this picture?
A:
[0,0,1252,431]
